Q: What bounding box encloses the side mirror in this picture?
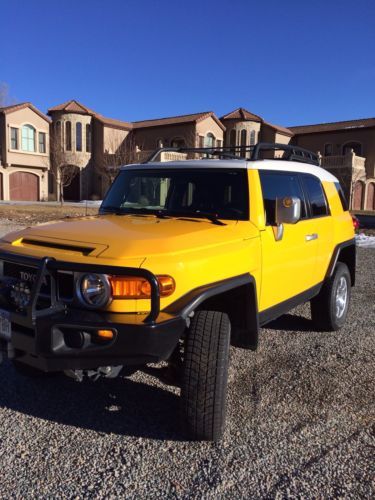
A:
[273,197,301,241]
[276,196,301,225]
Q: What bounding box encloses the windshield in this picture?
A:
[100,168,249,220]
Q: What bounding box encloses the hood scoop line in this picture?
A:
[19,238,95,256]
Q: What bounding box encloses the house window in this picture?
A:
[10,127,18,149]
[65,121,72,151]
[324,143,333,156]
[38,132,46,153]
[21,125,36,152]
[250,130,256,145]
[229,129,236,152]
[156,139,163,148]
[76,122,82,151]
[240,129,247,147]
[204,133,215,148]
[86,124,91,152]
[171,137,185,148]
[342,142,362,156]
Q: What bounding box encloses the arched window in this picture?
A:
[240,129,247,147]
[76,122,82,151]
[55,121,61,139]
[65,121,72,151]
[21,124,35,152]
[229,129,236,153]
[343,142,362,156]
[366,182,375,210]
[204,133,215,148]
[156,139,163,148]
[86,124,91,153]
[250,130,256,145]
[352,181,364,210]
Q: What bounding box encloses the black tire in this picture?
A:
[12,360,49,377]
[311,262,351,331]
[181,310,231,441]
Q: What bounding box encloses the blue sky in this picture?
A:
[1,0,374,126]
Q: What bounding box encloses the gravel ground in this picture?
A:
[0,222,373,498]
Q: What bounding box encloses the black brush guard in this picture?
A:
[0,251,160,325]
[0,251,185,371]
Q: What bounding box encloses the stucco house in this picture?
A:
[1,98,373,210]
[0,102,50,201]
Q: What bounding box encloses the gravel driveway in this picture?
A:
[0,223,373,498]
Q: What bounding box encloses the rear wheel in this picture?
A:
[181,310,231,441]
[311,262,351,331]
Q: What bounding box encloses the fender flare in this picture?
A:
[164,273,259,350]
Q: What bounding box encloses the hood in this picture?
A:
[1,214,255,260]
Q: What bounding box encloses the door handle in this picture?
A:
[305,233,318,241]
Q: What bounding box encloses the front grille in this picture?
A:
[3,262,74,301]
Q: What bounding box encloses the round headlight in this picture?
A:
[76,273,111,309]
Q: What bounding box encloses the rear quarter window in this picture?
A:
[301,174,329,217]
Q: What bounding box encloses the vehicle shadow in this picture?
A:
[264,313,316,332]
[0,361,183,441]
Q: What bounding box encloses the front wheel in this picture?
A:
[181,310,231,441]
[311,262,351,331]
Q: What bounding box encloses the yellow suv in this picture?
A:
[0,143,355,441]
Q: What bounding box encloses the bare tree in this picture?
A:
[96,131,141,191]
[0,82,13,107]
[49,128,81,205]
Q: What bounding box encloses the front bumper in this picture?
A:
[0,251,185,372]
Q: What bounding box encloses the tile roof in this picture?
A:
[132,111,225,130]
[263,121,294,137]
[47,99,96,115]
[95,114,133,130]
[0,102,51,122]
[289,117,375,134]
[220,107,263,122]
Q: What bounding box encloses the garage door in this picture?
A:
[9,172,39,201]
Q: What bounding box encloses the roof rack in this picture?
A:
[144,143,320,166]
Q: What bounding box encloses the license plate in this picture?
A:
[0,309,11,340]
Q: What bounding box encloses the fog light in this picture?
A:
[96,329,114,340]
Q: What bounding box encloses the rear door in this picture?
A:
[299,174,333,284]
[258,171,319,312]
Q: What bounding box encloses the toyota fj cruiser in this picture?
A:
[0,143,355,441]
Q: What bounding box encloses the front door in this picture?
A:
[258,170,318,313]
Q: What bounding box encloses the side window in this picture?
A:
[301,175,329,217]
[259,171,306,225]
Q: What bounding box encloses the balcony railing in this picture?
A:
[318,150,366,172]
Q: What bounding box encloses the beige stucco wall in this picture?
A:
[0,106,50,200]
[293,128,375,177]
[3,107,50,169]
[196,116,225,144]
[103,126,130,153]
[223,120,261,148]
[50,111,92,168]
[133,123,197,150]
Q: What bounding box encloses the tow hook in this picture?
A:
[64,365,123,382]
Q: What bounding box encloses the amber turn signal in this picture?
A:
[96,329,114,340]
[109,275,175,299]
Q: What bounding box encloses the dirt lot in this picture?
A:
[0,210,373,498]
[0,204,98,225]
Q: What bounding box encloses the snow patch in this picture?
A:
[355,233,375,248]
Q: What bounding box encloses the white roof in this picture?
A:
[121,159,338,183]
